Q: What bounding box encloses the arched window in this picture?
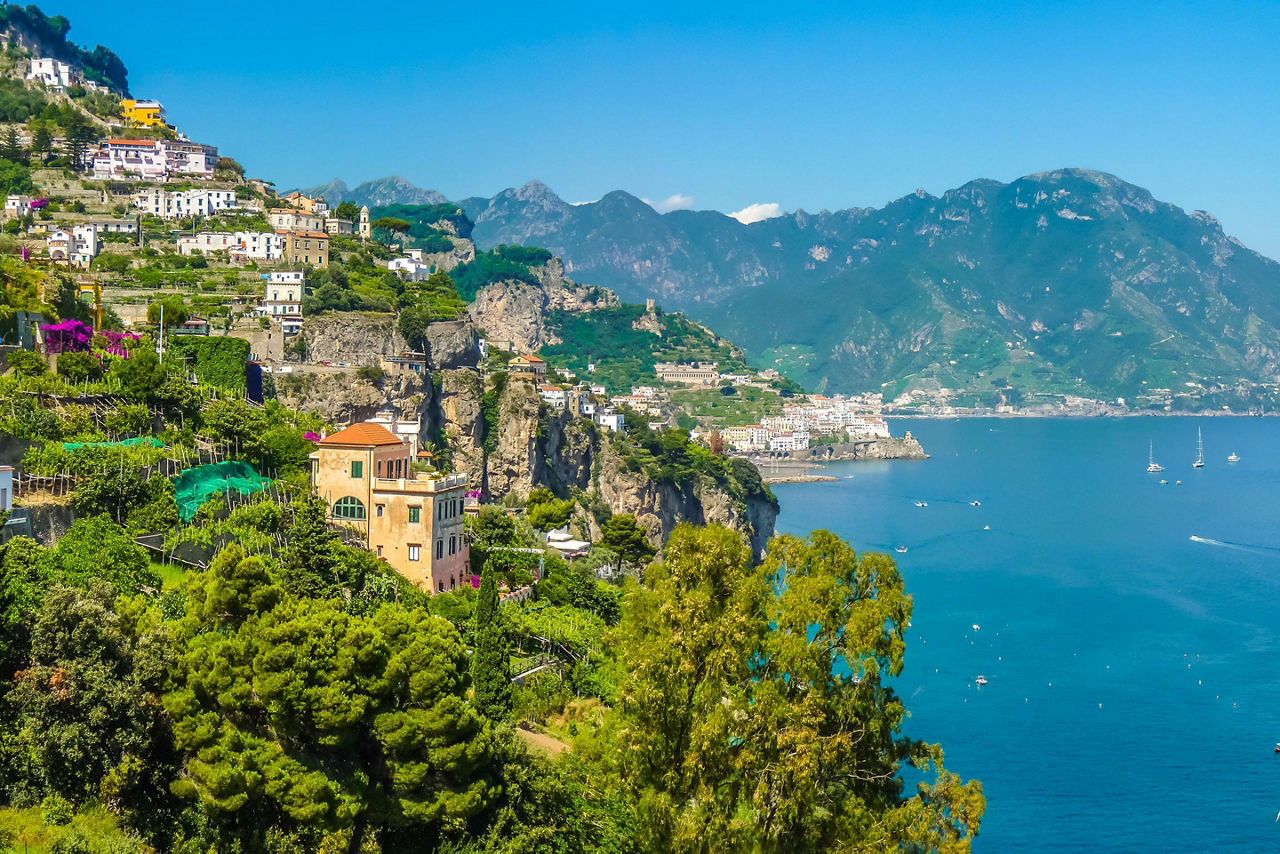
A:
[332,496,366,520]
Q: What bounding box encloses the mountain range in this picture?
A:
[301,170,1280,408]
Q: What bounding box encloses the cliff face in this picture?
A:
[300,313,480,369]
[300,312,404,366]
[464,377,776,554]
[273,369,429,428]
[282,313,773,553]
[467,257,618,352]
[585,438,778,558]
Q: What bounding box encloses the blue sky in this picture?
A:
[48,0,1280,254]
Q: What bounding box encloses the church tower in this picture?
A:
[359,205,371,241]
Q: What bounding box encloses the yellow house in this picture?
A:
[311,422,471,592]
[121,99,166,128]
[508,354,547,380]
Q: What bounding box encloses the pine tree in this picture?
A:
[470,562,511,719]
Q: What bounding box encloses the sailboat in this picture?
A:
[1193,427,1204,468]
[1146,442,1164,473]
[1228,451,1240,463]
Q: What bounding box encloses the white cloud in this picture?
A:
[642,193,695,213]
[728,202,784,224]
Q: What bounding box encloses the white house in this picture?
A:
[91,137,219,181]
[538,385,567,408]
[46,226,98,268]
[178,231,284,262]
[0,465,11,512]
[387,257,432,282]
[267,209,325,232]
[595,411,624,432]
[4,195,34,217]
[767,431,811,453]
[134,187,239,219]
[27,57,75,91]
[256,272,305,321]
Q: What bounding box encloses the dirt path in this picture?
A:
[516,727,570,755]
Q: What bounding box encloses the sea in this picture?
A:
[772,416,1280,852]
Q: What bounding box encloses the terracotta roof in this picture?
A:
[510,355,545,363]
[106,139,155,147]
[318,422,405,448]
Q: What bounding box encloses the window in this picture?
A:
[408,544,420,562]
[438,503,444,520]
[450,576,456,590]
[449,535,456,555]
[376,504,384,518]
[377,460,383,477]
[408,506,420,523]
[351,460,362,478]
[452,498,458,517]
[438,580,445,592]
[376,545,383,557]
[436,540,444,560]
[332,496,366,520]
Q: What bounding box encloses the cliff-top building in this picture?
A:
[311,422,469,593]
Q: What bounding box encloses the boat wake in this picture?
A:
[1189,535,1280,556]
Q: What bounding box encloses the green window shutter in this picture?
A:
[351,460,363,478]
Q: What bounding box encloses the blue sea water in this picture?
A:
[772,417,1280,852]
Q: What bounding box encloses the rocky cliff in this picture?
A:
[430,374,776,555]
[467,257,618,352]
[273,368,430,428]
[299,313,480,368]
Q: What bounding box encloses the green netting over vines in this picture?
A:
[62,437,165,451]
[172,461,272,521]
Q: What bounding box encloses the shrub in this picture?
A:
[56,350,102,382]
[7,349,47,377]
[40,793,73,826]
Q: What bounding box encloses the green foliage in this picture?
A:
[302,257,401,313]
[49,515,159,595]
[450,250,542,301]
[8,583,178,826]
[72,468,174,528]
[334,201,360,222]
[598,514,655,575]
[146,295,188,327]
[7,349,47,378]
[526,487,574,532]
[470,563,511,721]
[534,560,621,626]
[540,304,745,394]
[373,203,472,241]
[611,525,984,851]
[165,544,497,849]
[398,271,468,345]
[111,346,164,401]
[164,336,249,391]
[0,79,49,122]
[55,350,102,383]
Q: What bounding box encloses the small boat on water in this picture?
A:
[975,675,989,686]
[914,501,928,507]
[1228,452,1240,463]
[1160,479,1168,485]
[1147,441,1164,473]
[1193,427,1205,468]
[894,546,908,554]
[970,500,982,506]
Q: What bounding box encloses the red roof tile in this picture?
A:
[318,422,404,447]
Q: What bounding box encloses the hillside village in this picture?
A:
[0,10,921,593]
[0,8,987,852]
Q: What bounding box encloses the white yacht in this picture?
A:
[1193,427,1204,468]
[1147,442,1164,473]
[1228,451,1240,463]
